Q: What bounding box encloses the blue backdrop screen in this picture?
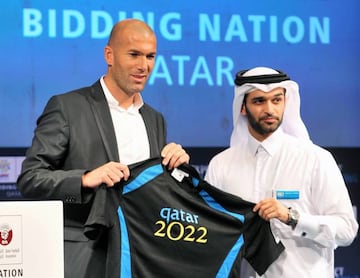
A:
[1,1,359,147]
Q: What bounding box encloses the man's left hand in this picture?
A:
[161,143,190,169]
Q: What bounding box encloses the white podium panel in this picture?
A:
[0,201,64,278]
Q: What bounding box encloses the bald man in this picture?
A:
[17,19,189,278]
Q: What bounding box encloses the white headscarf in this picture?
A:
[230,67,310,147]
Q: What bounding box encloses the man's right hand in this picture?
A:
[81,161,130,188]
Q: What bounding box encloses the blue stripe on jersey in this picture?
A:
[193,177,245,278]
[192,178,245,223]
[119,163,163,277]
[118,206,132,278]
[216,234,244,278]
[123,164,163,194]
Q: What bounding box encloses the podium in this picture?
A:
[0,201,64,278]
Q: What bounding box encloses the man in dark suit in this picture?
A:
[17,19,189,278]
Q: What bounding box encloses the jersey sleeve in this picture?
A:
[242,212,285,275]
[84,185,116,240]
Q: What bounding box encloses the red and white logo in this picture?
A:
[0,224,13,246]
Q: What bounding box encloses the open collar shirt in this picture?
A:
[100,77,150,165]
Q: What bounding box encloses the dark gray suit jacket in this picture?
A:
[17,80,166,278]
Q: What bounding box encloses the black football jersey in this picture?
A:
[84,158,284,278]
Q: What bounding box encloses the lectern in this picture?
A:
[0,201,64,278]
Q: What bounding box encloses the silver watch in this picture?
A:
[287,207,300,229]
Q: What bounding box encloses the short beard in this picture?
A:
[245,106,282,136]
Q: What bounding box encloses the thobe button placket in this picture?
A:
[254,145,267,200]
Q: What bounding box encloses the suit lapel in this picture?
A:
[140,105,161,158]
[87,81,119,162]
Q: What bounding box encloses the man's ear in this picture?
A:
[240,104,246,116]
[104,45,113,66]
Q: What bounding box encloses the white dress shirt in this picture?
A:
[100,77,150,165]
[205,128,358,278]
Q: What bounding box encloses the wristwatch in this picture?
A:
[287,207,300,229]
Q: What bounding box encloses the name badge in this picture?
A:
[274,190,300,200]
